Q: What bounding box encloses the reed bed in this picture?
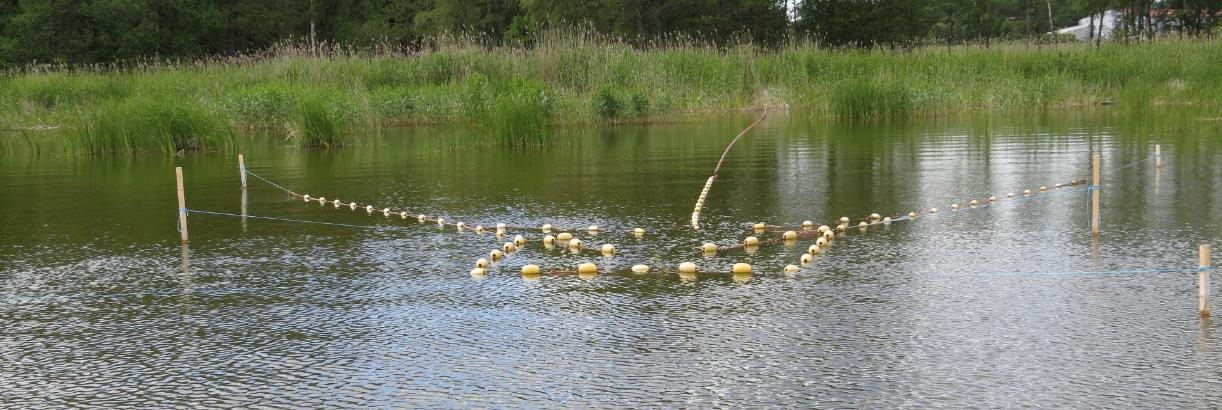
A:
[2,30,1220,153]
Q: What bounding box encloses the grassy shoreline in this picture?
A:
[2,34,1220,153]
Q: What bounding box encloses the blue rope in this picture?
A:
[185,208,402,231]
[979,267,1195,276]
[243,168,298,196]
[1085,185,1102,229]
[1106,154,1155,173]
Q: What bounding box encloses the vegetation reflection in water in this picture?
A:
[2,109,1222,407]
[122,108,1222,276]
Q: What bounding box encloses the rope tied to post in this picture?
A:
[243,168,298,196]
[185,208,405,230]
[1107,154,1156,173]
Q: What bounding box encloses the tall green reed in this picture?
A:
[69,97,234,154]
[0,30,1216,154]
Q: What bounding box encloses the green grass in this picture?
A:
[2,30,1221,153]
[830,80,911,118]
[292,95,347,149]
[69,97,234,154]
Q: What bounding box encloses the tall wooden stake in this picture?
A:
[238,154,247,187]
[1201,244,1212,317]
[1091,154,1101,236]
[1155,144,1162,168]
[176,167,189,243]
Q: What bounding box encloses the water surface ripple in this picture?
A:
[2,111,1221,407]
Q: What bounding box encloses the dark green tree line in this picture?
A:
[0,0,1217,68]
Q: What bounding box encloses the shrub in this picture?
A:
[591,87,621,120]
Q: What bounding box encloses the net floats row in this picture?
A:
[760,178,1090,233]
[719,216,870,253]
[472,261,766,282]
[690,176,717,229]
[296,192,651,240]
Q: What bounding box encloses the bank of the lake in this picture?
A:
[2,34,1221,153]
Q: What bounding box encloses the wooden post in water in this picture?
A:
[1091,154,1101,236]
[1201,244,1212,317]
[238,154,247,187]
[1155,144,1162,168]
[238,154,248,230]
[176,167,189,243]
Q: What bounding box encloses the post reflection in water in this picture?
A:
[179,243,192,308]
[240,186,248,231]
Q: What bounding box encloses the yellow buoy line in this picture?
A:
[690,110,769,230]
[690,175,716,229]
[248,173,664,273]
[697,214,915,273]
[243,164,652,238]
[295,191,617,236]
[476,260,768,279]
[757,177,1090,234]
[290,193,649,238]
[467,230,766,279]
[703,177,1101,270]
[473,219,853,280]
[482,225,789,279]
[716,215,883,252]
[478,150,1165,280]
[263,171,1078,280]
[473,177,1097,280]
[241,152,1141,280]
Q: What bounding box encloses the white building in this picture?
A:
[1056,10,1120,40]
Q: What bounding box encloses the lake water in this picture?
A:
[2,110,1221,407]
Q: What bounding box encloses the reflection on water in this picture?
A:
[2,109,1222,407]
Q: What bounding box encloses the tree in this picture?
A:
[328,0,418,46]
[795,0,935,47]
[522,0,789,46]
[412,0,521,42]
